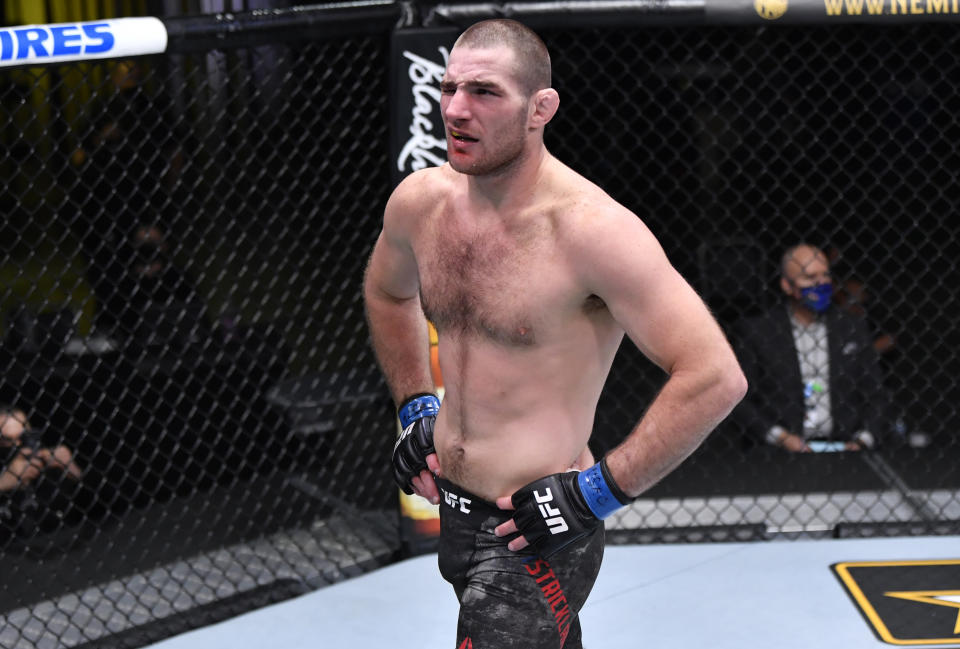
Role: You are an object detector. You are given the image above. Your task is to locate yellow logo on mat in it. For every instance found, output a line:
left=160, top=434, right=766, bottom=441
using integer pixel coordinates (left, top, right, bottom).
left=833, top=559, right=960, bottom=645
left=884, top=590, right=960, bottom=635
left=755, top=0, right=789, bottom=19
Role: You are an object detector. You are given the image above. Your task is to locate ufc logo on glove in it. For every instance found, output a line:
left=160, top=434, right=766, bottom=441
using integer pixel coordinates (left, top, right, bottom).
left=534, top=488, right=570, bottom=534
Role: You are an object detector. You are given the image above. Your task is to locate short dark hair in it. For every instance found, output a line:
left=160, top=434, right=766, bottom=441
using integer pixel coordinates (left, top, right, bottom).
left=453, top=19, right=552, bottom=96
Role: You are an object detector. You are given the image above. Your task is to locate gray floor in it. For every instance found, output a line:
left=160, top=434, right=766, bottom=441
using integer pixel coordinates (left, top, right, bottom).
left=145, top=534, right=960, bottom=649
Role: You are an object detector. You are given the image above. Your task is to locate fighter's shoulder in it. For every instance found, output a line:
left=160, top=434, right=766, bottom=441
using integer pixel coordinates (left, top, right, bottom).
left=548, top=164, right=647, bottom=239
left=388, top=164, right=455, bottom=211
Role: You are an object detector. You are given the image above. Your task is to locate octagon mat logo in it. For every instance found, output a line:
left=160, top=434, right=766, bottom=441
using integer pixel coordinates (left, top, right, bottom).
left=833, top=559, right=960, bottom=645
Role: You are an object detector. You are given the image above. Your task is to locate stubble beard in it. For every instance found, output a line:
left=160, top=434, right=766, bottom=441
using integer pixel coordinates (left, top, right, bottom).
left=449, top=112, right=529, bottom=177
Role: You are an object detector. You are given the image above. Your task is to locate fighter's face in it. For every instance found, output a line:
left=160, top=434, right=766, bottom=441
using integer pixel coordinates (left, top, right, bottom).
left=440, top=46, right=532, bottom=176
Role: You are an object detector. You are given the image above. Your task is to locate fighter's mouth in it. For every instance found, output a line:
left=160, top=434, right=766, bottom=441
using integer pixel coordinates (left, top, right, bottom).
left=450, top=130, right=478, bottom=143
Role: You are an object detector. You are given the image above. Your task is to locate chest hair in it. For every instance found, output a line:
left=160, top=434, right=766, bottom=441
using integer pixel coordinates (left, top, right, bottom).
left=420, top=220, right=547, bottom=346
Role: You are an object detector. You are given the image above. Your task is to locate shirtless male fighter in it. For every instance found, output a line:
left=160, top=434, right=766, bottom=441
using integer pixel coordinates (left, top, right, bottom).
left=363, top=18, right=746, bottom=649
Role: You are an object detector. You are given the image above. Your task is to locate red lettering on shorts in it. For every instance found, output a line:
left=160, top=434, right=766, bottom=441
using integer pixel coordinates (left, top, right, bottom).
left=549, top=594, right=567, bottom=613
left=525, top=557, right=573, bottom=648
left=535, top=568, right=557, bottom=584
left=458, top=638, right=473, bottom=649
left=525, top=557, right=549, bottom=576
left=541, top=579, right=562, bottom=599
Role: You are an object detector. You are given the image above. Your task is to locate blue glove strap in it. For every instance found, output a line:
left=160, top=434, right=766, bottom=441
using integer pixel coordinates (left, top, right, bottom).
left=577, top=462, right=627, bottom=520
left=398, top=394, right=440, bottom=429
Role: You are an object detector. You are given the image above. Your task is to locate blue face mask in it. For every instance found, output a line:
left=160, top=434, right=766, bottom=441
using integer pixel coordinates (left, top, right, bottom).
left=800, top=283, right=833, bottom=313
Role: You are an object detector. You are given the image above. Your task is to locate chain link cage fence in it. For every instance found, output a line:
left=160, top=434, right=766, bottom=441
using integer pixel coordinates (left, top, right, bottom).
left=1, top=2, right=958, bottom=647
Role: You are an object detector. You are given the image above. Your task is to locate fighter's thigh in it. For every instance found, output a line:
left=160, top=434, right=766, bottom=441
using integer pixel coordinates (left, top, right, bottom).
left=456, top=569, right=566, bottom=649
left=456, top=527, right=604, bottom=649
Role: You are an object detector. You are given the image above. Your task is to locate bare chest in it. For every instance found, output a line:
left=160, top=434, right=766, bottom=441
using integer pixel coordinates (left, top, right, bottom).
left=418, top=220, right=565, bottom=346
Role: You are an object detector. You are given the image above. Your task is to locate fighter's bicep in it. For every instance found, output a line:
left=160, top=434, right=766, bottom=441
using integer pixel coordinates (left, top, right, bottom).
left=576, top=214, right=719, bottom=372
left=618, top=267, right=720, bottom=373
left=365, top=228, right=420, bottom=301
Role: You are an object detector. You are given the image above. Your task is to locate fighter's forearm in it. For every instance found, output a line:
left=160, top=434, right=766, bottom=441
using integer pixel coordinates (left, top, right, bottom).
left=364, top=289, right=435, bottom=406
left=606, top=361, right=746, bottom=498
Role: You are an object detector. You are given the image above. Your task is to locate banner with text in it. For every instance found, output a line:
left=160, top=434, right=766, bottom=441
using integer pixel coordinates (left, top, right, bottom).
left=0, top=17, right=167, bottom=67
left=705, top=0, right=960, bottom=22
left=388, top=26, right=457, bottom=555
left=389, top=27, right=458, bottom=188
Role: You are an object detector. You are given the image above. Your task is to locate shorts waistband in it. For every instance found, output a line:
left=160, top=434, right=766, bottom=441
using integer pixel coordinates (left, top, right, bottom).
left=434, top=477, right=506, bottom=526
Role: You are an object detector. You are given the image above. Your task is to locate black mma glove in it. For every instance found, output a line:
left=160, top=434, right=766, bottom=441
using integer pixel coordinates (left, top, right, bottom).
left=511, top=457, right=632, bottom=558
left=392, top=393, right=441, bottom=495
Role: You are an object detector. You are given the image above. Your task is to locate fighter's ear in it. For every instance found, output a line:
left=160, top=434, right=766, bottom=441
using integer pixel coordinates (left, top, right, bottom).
left=529, top=88, right=559, bottom=128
